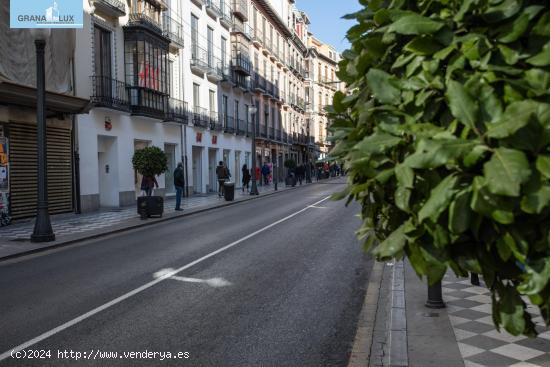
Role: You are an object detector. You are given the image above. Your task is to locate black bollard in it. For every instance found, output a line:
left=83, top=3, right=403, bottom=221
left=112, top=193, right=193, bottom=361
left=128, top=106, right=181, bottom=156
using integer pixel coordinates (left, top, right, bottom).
left=471, top=273, right=480, bottom=286
left=425, top=281, right=446, bottom=309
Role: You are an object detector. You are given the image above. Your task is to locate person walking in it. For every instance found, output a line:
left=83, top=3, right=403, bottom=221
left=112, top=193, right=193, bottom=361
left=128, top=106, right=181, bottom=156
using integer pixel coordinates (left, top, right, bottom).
left=242, top=164, right=251, bottom=192
left=174, top=162, right=185, bottom=211
left=216, top=161, right=230, bottom=197
left=261, top=163, right=270, bottom=185
left=140, top=175, right=158, bottom=196
left=296, top=164, right=304, bottom=185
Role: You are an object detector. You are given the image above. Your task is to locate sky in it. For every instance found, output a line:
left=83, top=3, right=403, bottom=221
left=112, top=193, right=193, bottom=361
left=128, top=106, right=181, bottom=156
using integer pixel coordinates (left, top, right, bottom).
left=296, top=0, right=362, bottom=52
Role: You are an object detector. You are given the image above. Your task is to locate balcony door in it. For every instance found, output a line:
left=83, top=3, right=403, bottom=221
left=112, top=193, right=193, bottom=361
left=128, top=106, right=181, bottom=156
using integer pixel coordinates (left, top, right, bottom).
left=94, top=25, right=112, bottom=98
left=191, top=14, right=199, bottom=57
left=207, top=27, right=214, bottom=68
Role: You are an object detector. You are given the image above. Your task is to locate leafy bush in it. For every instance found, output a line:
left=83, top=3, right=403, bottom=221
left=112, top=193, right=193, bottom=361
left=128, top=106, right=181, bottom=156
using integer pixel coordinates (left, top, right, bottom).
left=330, top=0, right=550, bottom=336
left=284, top=159, right=297, bottom=169
left=132, top=146, right=168, bottom=177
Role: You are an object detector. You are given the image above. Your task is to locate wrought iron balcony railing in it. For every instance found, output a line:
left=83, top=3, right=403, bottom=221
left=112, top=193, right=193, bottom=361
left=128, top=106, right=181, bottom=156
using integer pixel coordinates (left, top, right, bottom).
left=193, top=106, right=209, bottom=128
left=236, top=119, right=247, bottom=135
left=206, top=0, right=222, bottom=17
left=232, top=0, right=248, bottom=20
left=209, top=111, right=222, bottom=130
left=191, top=44, right=209, bottom=72
left=127, top=86, right=168, bottom=120
left=232, top=53, right=251, bottom=75
left=90, top=75, right=130, bottom=111
left=162, top=12, right=184, bottom=48
left=95, top=0, right=126, bottom=16
left=223, top=115, right=235, bottom=133
left=127, top=11, right=163, bottom=34
left=219, top=0, right=232, bottom=27
left=165, top=98, right=189, bottom=124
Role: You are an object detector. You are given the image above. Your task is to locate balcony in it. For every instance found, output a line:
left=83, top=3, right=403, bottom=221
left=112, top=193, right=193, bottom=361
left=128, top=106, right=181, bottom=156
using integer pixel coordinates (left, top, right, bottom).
left=191, top=44, right=209, bottom=74
left=127, top=86, right=168, bottom=120
left=90, top=76, right=130, bottom=112
left=232, top=0, right=248, bottom=21
left=259, top=124, right=267, bottom=138
left=94, top=0, right=126, bottom=17
left=221, top=66, right=235, bottom=87
left=232, top=53, right=251, bottom=75
left=234, top=75, right=250, bottom=92
left=162, top=12, right=184, bottom=49
left=127, top=10, right=163, bottom=35
left=165, top=98, right=189, bottom=124
left=252, top=28, right=263, bottom=47
left=192, top=106, right=209, bottom=128
left=231, top=21, right=252, bottom=40
left=283, top=131, right=288, bottom=144
left=206, top=0, right=222, bottom=18
left=191, top=0, right=205, bottom=7
left=206, top=56, right=223, bottom=82
left=274, top=128, right=281, bottom=142
left=219, top=1, right=232, bottom=28
left=236, top=119, right=247, bottom=135
left=246, top=121, right=253, bottom=137
left=222, top=115, right=235, bottom=133
left=209, top=111, right=222, bottom=131
left=252, top=73, right=265, bottom=93
left=263, top=80, right=273, bottom=98
left=268, top=126, right=275, bottom=140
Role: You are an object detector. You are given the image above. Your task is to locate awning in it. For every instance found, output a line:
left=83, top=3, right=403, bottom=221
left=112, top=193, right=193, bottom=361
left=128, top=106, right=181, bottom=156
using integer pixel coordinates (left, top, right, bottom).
left=0, top=78, right=91, bottom=115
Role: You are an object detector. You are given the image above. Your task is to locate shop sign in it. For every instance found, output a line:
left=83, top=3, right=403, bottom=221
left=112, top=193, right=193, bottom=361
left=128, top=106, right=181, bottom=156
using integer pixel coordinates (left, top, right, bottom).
left=196, top=132, right=202, bottom=143
left=10, top=0, right=83, bottom=29
left=212, top=135, right=217, bottom=145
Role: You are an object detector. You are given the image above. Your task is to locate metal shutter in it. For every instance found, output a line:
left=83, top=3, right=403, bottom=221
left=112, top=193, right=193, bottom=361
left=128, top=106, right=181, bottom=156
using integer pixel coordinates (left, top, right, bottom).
left=9, top=122, right=73, bottom=219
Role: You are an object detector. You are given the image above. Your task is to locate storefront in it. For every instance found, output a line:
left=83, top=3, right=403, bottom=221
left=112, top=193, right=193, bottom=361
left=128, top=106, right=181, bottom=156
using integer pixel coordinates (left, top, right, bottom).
left=0, top=124, right=9, bottom=226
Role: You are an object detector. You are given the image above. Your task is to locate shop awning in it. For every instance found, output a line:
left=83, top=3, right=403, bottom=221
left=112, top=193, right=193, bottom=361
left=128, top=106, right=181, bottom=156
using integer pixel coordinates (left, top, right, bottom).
left=0, top=78, right=91, bottom=115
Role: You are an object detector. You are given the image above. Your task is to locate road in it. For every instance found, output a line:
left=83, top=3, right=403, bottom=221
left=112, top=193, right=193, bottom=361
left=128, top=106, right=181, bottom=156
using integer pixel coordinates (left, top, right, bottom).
left=0, top=179, right=371, bottom=366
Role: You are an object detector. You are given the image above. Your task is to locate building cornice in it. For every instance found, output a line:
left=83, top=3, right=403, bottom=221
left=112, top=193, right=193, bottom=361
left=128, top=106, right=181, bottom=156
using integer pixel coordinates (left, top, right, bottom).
left=251, top=0, right=292, bottom=38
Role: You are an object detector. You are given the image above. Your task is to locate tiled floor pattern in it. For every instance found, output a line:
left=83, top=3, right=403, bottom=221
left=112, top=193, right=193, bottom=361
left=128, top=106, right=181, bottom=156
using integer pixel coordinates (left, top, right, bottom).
left=443, top=275, right=550, bottom=367
left=0, top=186, right=278, bottom=240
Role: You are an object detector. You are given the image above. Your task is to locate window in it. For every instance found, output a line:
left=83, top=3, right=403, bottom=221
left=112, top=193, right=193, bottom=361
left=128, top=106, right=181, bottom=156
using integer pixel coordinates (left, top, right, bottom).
left=207, top=27, right=214, bottom=67
left=209, top=90, right=216, bottom=113
left=191, top=14, right=199, bottom=50
left=124, top=38, right=168, bottom=93
left=234, top=100, right=239, bottom=120
left=193, top=83, right=200, bottom=108
left=221, top=37, right=227, bottom=67
left=94, top=25, right=111, bottom=78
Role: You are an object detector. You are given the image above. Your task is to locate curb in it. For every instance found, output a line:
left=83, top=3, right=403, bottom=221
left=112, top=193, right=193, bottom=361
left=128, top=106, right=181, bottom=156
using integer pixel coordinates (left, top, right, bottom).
left=0, top=179, right=341, bottom=263
left=348, top=260, right=385, bottom=367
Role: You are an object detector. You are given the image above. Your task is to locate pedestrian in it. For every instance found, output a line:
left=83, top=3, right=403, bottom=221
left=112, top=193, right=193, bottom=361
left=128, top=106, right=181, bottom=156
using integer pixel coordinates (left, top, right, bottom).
left=174, top=162, right=185, bottom=211
left=261, top=163, right=270, bottom=185
left=296, top=164, right=304, bottom=185
left=216, top=161, right=230, bottom=197
left=140, top=174, right=158, bottom=196
left=242, top=164, right=251, bottom=192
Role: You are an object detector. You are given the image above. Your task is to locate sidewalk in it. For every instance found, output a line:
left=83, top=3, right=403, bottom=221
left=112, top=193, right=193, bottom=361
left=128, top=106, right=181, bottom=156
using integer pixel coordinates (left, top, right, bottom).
left=0, top=181, right=306, bottom=261
left=352, top=260, right=550, bottom=367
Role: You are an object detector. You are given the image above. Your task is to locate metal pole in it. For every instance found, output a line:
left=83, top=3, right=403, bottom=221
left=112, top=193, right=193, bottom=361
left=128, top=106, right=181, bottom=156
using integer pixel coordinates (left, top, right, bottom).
left=250, top=104, right=259, bottom=196
left=31, top=39, right=55, bottom=242
left=471, top=273, right=480, bottom=286
left=425, top=281, right=445, bottom=309
left=274, top=152, right=278, bottom=191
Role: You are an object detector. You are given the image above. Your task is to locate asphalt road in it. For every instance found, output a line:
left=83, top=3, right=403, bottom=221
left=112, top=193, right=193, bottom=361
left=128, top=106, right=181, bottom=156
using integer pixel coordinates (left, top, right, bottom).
left=0, top=179, right=372, bottom=366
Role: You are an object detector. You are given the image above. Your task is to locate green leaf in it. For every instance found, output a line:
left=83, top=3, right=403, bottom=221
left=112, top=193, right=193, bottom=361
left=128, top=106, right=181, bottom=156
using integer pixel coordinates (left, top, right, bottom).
left=525, top=69, right=550, bottom=94
left=373, top=223, right=407, bottom=259
left=519, top=258, right=550, bottom=295
left=521, top=183, right=550, bottom=214
left=395, top=186, right=412, bottom=212
left=527, top=43, right=550, bottom=67
left=498, top=12, right=529, bottom=43
left=532, top=11, right=550, bottom=37
left=487, top=101, right=538, bottom=139
left=471, top=176, right=515, bottom=224
left=464, top=145, right=490, bottom=168
left=388, top=14, right=444, bottom=35
left=483, top=0, right=522, bottom=23
left=498, top=45, right=520, bottom=65
left=404, top=138, right=477, bottom=169
left=395, top=164, right=414, bottom=189
left=498, top=285, right=526, bottom=336
left=418, top=174, right=458, bottom=223
left=484, top=148, right=531, bottom=197
left=404, top=36, right=442, bottom=56
left=366, top=69, right=401, bottom=104
left=447, top=80, right=478, bottom=129
left=354, top=132, right=402, bottom=154
left=448, top=189, right=472, bottom=234
left=536, top=156, right=550, bottom=179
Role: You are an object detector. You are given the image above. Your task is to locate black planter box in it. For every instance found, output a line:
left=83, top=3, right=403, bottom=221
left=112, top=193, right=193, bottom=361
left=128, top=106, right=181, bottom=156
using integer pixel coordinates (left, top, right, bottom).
left=137, top=196, right=164, bottom=218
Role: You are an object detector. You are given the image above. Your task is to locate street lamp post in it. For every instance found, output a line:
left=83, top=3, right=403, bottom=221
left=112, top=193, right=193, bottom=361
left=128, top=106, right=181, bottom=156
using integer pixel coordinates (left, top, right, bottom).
left=249, top=103, right=259, bottom=195
left=30, top=29, right=55, bottom=243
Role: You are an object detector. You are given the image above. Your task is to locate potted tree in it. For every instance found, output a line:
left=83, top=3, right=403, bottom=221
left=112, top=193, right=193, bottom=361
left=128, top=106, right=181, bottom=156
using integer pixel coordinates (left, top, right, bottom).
left=132, top=146, right=168, bottom=219
left=284, top=159, right=297, bottom=187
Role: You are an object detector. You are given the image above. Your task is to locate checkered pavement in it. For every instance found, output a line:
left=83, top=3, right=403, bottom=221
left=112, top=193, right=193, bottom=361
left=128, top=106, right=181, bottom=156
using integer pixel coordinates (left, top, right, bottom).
left=443, top=275, right=550, bottom=367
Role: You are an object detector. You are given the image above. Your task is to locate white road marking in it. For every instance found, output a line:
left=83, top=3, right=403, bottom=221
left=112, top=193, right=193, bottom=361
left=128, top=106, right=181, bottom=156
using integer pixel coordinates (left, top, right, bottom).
left=153, top=270, right=232, bottom=288
left=0, top=195, right=331, bottom=361
left=309, top=205, right=328, bottom=209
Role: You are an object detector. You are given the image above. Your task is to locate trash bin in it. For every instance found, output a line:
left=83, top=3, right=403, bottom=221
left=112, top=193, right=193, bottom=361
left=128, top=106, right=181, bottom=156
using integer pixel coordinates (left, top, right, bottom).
left=224, top=182, right=235, bottom=201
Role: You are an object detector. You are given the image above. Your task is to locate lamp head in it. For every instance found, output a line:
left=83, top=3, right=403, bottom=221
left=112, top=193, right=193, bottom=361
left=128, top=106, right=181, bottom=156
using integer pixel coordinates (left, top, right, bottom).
left=249, top=106, right=257, bottom=115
